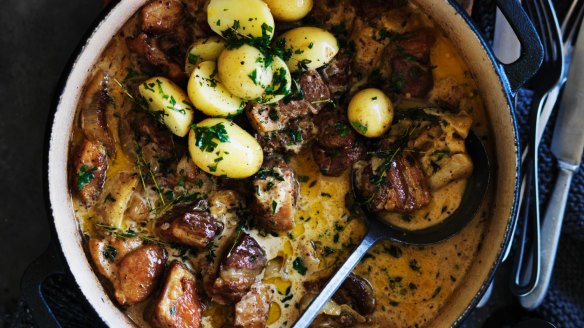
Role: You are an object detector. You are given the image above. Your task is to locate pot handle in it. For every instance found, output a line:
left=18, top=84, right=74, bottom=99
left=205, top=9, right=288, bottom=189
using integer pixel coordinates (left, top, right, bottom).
left=21, top=238, right=67, bottom=328
left=494, top=0, right=543, bottom=94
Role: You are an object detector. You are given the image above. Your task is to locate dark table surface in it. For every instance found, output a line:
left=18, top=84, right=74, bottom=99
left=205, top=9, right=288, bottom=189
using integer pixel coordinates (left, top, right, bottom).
left=0, top=0, right=582, bottom=327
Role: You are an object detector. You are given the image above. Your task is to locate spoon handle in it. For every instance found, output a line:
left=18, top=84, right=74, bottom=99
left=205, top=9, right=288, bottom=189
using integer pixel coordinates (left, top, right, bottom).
left=292, top=230, right=380, bottom=328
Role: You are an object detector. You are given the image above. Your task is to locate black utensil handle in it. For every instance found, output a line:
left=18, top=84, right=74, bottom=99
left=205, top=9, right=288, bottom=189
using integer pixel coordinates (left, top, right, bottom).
left=495, top=0, right=544, bottom=94
left=21, top=237, right=66, bottom=328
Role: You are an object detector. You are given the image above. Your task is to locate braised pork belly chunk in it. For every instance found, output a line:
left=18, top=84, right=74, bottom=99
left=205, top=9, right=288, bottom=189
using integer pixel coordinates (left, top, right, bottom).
left=234, top=283, right=274, bottom=328
left=89, top=238, right=167, bottom=306
left=355, top=153, right=430, bottom=213
left=150, top=261, right=202, bottom=328
left=73, top=139, right=108, bottom=206
left=303, top=273, right=376, bottom=326
left=250, top=157, right=299, bottom=232
left=155, top=203, right=223, bottom=248
left=312, top=111, right=363, bottom=177
left=208, top=233, right=267, bottom=304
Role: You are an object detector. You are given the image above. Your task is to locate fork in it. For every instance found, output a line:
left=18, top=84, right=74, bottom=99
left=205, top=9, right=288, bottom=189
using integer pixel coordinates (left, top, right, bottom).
left=509, top=0, right=564, bottom=297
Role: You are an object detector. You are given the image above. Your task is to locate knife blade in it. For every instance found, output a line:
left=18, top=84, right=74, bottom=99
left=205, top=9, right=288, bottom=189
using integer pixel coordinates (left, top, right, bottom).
left=519, top=19, right=584, bottom=310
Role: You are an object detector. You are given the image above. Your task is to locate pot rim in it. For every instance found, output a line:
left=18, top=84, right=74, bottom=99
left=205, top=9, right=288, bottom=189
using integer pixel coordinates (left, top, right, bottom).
left=45, top=1, right=522, bottom=327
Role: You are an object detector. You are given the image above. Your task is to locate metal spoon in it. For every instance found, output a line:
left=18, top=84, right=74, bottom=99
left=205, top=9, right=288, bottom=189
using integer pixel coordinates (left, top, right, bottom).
left=292, top=131, right=490, bottom=327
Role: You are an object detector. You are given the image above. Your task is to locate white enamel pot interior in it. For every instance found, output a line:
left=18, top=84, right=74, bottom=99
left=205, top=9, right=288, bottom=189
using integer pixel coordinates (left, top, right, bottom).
left=47, top=0, right=530, bottom=326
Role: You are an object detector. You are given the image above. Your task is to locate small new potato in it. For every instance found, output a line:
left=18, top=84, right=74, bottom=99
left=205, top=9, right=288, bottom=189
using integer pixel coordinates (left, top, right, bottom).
left=263, top=0, right=313, bottom=22
left=279, top=27, right=339, bottom=72
left=260, top=56, right=292, bottom=104
left=208, top=0, right=275, bottom=40
left=218, top=44, right=273, bottom=100
left=139, top=77, right=195, bottom=137
left=185, top=37, right=226, bottom=76
left=348, top=88, right=393, bottom=138
left=188, top=118, right=263, bottom=178
left=188, top=61, right=245, bottom=117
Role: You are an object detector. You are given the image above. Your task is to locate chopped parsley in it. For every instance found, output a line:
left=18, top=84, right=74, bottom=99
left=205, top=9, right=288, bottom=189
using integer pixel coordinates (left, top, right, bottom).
left=409, top=259, right=421, bottom=272
left=77, top=165, right=97, bottom=191
left=271, top=200, right=278, bottom=214
left=334, top=121, right=350, bottom=137
left=288, top=129, right=303, bottom=145
left=103, top=245, right=117, bottom=262
left=248, top=69, right=259, bottom=85
left=351, top=121, right=368, bottom=135
left=297, top=175, right=309, bottom=183
left=188, top=53, right=199, bottom=65
left=193, top=122, right=230, bottom=152
left=292, top=257, right=307, bottom=275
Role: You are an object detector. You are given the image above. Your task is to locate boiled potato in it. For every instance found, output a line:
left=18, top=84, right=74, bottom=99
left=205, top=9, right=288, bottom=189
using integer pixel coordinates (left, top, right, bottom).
left=218, top=44, right=273, bottom=100
left=260, top=56, right=292, bottom=104
left=188, top=118, right=263, bottom=178
left=188, top=61, right=245, bottom=117
left=139, top=77, right=195, bottom=137
left=279, top=27, right=339, bottom=72
left=263, top=0, right=313, bottom=22
left=208, top=0, right=275, bottom=40
left=185, top=36, right=226, bottom=76
left=348, top=88, right=393, bottom=138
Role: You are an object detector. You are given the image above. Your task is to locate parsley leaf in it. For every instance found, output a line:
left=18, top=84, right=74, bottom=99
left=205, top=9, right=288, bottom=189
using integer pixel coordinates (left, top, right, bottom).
left=77, top=165, right=97, bottom=191
left=292, top=257, right=307, bottom=275
left=193, top=123, right=230, bottom=152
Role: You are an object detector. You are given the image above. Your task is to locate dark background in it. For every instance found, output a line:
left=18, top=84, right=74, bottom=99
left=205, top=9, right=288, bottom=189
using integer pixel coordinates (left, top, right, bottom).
left=0, top=0, right=581, bottom=327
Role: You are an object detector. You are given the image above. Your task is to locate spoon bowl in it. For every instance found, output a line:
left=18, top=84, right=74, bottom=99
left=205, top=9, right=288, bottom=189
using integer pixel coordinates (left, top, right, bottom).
left=292, top=130, right=490, bottom=327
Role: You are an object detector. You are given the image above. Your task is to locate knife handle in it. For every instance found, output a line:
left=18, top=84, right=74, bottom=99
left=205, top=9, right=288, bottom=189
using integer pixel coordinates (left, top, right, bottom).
left=519, top=163, right=576, bottom=309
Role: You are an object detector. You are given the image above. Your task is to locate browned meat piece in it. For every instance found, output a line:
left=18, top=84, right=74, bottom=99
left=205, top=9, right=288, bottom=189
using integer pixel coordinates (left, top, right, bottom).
left=141, top=0, right=185, bottom=34
left=331, top=274, right=376, bottom=315
left=133, top=113, right=177, bottom=172
left=127, top=33, right=186, bottom=83
left=356, top=154, right=431, bottom=213
left=209, top=233, right=266, bottom=304
left=250, top=158, right=299, bottom=232
left=310, top=0, right=356, bottom=33
left=150, top=261, right=202, bottom=328
left=352, top=0, right=407, bottom=20
left=315, top=112, right=356, bottom=149
left=257, top=117, right=318, bottom=154
left=156, top=204, right=223, bottom=248
left=395, top=29, right=436, bottom=63
left=73, top=139, right=108, bottom=206
left=429, top=76, right=464, bottom=112
left=389, top=56, right=434, bottom=97
left=319, top=49, right=352, bottom=96
left=312, top=144, right=363, bottom=177
left=80, top=73, right=115, bottom=156
left=88, top=237, right=143, bottom=281
left=245, top=103, right=286, bottom=133
left=234, top=284, right=274, bottom=328
left=311, top=112, right=363, bottom=177
left=303, top=273, right=376, bottom=325
left=298, top=69, right=331, bottom=107
left=115, top=244, right=167, bottom=305
left=350, top=19, right=389, bottom=77
left=383, top=29, right=436, bottom=97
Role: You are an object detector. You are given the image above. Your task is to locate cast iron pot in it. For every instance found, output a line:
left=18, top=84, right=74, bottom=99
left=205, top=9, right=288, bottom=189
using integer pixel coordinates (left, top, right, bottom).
left=26, top=0, right=543, bottom=326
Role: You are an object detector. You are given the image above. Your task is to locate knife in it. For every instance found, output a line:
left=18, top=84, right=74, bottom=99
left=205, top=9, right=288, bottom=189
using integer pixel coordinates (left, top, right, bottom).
left=519, top=20, right=584, bottom=310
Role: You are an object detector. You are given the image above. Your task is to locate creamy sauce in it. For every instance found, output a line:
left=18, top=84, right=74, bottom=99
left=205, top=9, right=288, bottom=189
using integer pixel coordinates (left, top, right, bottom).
left=69, top=1, right=490, bottom=327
